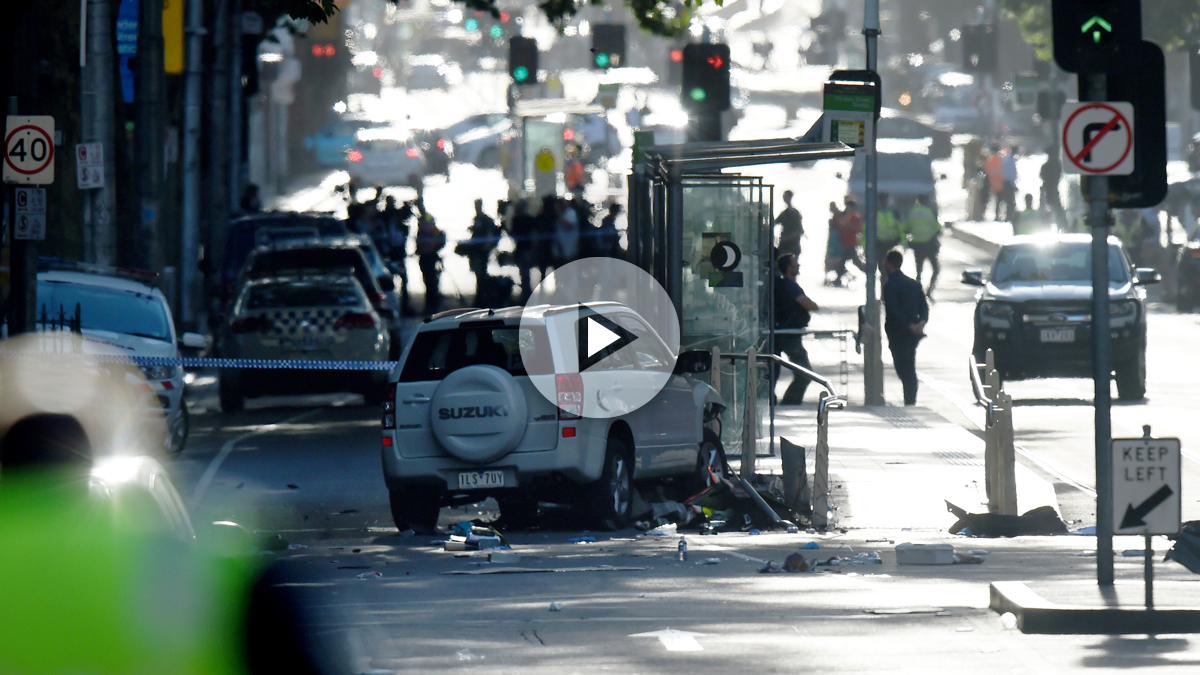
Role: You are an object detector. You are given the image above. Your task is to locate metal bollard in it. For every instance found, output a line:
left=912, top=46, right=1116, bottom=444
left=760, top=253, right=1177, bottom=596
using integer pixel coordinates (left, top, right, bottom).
left=813, top=391, right=831, bottom=529
left=742, top=347, right=757, bottom=481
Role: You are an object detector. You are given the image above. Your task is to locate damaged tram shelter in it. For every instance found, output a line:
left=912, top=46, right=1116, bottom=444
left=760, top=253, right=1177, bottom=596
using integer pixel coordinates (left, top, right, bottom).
left=626, top=137, right=856, bottom=531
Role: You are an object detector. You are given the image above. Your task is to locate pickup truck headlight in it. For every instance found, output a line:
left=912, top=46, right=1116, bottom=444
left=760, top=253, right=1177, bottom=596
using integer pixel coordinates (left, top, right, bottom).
left=141, top=364, right=179, bottom=381
left=979, top=301, right=1013, bottom=320
left=1110, top=300, right=1138, bottom=319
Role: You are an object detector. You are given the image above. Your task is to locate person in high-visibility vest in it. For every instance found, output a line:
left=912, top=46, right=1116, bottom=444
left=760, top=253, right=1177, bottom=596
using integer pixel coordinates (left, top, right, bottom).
left=875, top=193, right=903, bottom=282
left=905, top=195, right=942, bottom=300
left=1014, top=193, right=1041, bottom=236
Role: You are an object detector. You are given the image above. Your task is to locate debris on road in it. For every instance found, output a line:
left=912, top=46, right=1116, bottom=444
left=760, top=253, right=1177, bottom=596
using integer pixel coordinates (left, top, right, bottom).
left=442, top=566, right=647, bottom=575
left=1000, top=612, right=1018, bottom=630
left=896, top=543, right=955, bottom=565
left=549, top=601, right=563, bottom=611
left=1167, top=521, right=1200, bottom=573
left=570, top=536, right=597, bottom=544
left=488, top=551, right=520, bottom=564
left=455, top=648, right=480, bottom=661
left=699, top=557, right=721, bottom=565
left=800, top=542, right=820, bottom=550
left=946, top=501, right=1067, bottom=537
left=356, top=571, right=383, bottom=579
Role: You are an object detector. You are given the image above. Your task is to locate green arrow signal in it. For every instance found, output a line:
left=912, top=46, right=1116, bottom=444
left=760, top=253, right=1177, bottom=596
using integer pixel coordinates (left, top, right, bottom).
left=1081, top=16, right=1112, bottom=44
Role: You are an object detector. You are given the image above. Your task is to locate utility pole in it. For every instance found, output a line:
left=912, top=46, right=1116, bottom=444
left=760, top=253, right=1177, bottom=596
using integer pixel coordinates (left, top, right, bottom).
left=180, top=0, right=204, bottom=328
left=229, top=0, right=245, bottom=215
left=136, top=0, right=164, bottom=271
left=207, top=0, right=232, bottom=277
left=82, top=0, right=117, bottom=266
left=862, top=0, right=884, bottom=405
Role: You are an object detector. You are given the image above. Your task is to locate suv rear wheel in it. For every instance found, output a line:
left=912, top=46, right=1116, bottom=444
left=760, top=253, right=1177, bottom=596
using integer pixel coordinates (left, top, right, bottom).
left=389, top=485, right=442, bottom=534
left=582, top=436, right=632, bottom=531
left=1115, top=349, right=1147, bottom=401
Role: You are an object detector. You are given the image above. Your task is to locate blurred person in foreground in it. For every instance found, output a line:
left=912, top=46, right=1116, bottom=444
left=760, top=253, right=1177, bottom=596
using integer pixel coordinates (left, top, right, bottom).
left=772, top=254, right=819, bottom=405
left=0, top=334, right=354, bottom=675
left=881, top=250, right=929, bottom=406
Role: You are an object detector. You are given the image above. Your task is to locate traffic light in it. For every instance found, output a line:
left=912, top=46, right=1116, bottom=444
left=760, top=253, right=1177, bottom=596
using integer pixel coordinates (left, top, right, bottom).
left=960, top=24, right=997, bottom=74
left=591, top=24, right=626, bottom=69
left=509, top=36, right=538, bottom=84
left=1052, top=0, right=1142, bottom=73
left=680, top=43, right=731, bottom=112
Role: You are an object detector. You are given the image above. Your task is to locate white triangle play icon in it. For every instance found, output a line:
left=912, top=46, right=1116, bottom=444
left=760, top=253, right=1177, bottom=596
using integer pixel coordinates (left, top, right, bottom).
left=587, top=317, right=621, bottom=358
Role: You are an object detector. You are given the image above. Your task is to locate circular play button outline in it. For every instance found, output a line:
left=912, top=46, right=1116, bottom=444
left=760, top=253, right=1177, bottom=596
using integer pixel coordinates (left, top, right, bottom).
left=519, top=257, right=680, bottom=420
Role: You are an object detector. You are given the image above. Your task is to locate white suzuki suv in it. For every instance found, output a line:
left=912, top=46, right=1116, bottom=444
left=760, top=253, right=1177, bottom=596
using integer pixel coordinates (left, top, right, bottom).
left=381, top=304, right=727, bottom=532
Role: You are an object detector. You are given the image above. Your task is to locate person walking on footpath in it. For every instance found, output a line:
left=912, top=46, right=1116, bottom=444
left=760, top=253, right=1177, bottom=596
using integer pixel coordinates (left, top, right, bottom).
left=1001, top=145, right=1019, bottom=224
left=905, top=195, right=942, bottom=301
left=836, top=196, right=866, bottom=274
left=1040, top=150, right=1064, bottom=231
left=459, top=199, right=501, bottom=305
left=772, top=253, right=819, bottom=405
left=881, top=249, right=928, bottom=406
left=510, top=199, right=539, bottom=299
left=984, top=143, right=1005, bottom=221
left=874, top=193, right=903, bottom=281
left=382, top=196, right=414, bottom=315
left=774, top=190, right=804, bottom=259
left=414, top=200, right=446, bottom=316
left=598, top=202, right=622, bottom=258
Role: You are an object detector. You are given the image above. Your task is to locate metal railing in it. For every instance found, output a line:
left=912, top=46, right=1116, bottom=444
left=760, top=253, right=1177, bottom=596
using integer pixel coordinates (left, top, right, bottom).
left=968, top=348, right=1017, bottom=516
left=711, top=346, right=846, bottom=529
left=773, top=328, right=856, bottom=388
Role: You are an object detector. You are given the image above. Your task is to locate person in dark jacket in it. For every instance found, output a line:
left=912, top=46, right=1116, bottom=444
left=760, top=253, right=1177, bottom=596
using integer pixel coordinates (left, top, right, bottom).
left=772, top=253, right=820, bottom=405
left=881, top=249, right=928, bottom=405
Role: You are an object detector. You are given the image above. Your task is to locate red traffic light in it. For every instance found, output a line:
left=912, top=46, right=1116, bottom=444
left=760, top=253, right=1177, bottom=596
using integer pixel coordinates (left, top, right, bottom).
left=707, top=55, right=724, bottom=69
left=311, top=44, right=322, bottom=57
left=563, top=128, right=575, bottom=141
left=670, top=49, right=683, bottom=62
left=500, top=11, right=511, bottom=23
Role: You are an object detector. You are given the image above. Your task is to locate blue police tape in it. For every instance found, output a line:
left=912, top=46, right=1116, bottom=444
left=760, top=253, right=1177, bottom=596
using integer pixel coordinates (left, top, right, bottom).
left=0, top=350, right=397, bottom=371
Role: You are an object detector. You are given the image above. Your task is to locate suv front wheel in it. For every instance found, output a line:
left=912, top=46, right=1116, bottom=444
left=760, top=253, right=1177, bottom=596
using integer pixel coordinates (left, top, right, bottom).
left=1115, top=349, right=1147, bottom=401
left=582, top=436, right=633, bottom=531
left=389, top=484, right=442, bottom=534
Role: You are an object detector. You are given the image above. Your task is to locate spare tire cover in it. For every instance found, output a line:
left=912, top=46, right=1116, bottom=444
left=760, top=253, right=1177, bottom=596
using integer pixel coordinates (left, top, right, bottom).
left=429, top=365, right=528, bottom=464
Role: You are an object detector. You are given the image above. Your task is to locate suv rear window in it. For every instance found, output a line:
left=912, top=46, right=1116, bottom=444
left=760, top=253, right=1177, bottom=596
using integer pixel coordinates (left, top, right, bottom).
left=243, top=280, right=364, bottom=310
left=399, top=326, right=550, bottom=382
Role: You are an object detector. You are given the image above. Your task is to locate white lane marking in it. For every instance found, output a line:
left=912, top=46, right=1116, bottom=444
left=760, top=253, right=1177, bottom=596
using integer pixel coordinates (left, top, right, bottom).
left=919, top=372, right=1097, bottom=498
left=188, top=406, right=331, bottom=510
left=630, top=628, right=706, bottom=652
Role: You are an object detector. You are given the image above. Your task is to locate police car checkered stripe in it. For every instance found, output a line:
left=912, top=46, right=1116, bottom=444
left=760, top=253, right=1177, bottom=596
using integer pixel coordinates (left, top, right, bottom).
left=259, top=309, right=340, bottom=336
left=0, top=350, right=395, bottom=370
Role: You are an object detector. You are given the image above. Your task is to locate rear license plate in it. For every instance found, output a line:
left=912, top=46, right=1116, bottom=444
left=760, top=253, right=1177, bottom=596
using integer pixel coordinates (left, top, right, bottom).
left=1040, top=328, right=1075, bottom=343
left=458, top=470, right=504, bottom=489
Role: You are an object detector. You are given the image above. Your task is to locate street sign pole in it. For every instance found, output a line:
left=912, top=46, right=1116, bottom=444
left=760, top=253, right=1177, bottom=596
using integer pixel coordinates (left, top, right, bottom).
left=863, top=0, right=884, bottom=406
left=1085, top=72, right=1115, bottom=587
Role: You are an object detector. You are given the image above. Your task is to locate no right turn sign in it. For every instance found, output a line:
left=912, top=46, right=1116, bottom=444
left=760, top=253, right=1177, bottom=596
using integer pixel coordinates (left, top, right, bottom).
left=1061, top=101, right=1135, bottom=176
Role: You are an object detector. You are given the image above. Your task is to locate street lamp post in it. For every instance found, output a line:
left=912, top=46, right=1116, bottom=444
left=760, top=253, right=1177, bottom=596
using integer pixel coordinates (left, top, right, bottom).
left=863, top=0, right=884, bottom=406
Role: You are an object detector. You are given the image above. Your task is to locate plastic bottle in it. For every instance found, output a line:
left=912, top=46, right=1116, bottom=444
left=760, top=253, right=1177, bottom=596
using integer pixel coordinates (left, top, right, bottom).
left=678, top=537, right=688, bottom=561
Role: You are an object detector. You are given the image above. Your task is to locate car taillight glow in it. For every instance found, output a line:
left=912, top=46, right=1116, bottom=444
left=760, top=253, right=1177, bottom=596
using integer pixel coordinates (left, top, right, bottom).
left=406, top=147, right=419, bottom=159
left=563, top=128, right=575, bottom=141
left=382, top=436, right=393, bottom=446
left=348, top=149, right=363, bottom=162
left=556, top=373, right=583, bottom=420
left=372, top=67, right=383, bottom=79
left=334, top=311, right=378, bottom=330
left=562, top=427, right=576, bottom=438
left=436, top=138, right=445, bottom=150
left=230, top=316, right=273, bottom=333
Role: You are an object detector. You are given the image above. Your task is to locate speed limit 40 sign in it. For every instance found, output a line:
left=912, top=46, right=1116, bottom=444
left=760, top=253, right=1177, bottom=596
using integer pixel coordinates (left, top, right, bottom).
left=4, top=115, right=55, bottom=185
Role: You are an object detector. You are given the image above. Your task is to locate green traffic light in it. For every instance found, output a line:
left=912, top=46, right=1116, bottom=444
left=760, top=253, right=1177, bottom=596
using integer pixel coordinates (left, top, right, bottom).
left=465, top=18, right=479, bottom=31
left=513, top=66, right=530, bottom=82
left=689, top=87, right=707, bottom=102
left=490, top=25, right=503, bottom=38
left=595, top=52, right=610, bottom=67
left=1081, top=16, right=1112, bottom=44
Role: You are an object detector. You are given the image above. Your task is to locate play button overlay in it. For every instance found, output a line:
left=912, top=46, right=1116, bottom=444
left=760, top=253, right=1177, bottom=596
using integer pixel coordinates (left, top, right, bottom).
left=520, top=257, right=680, bottom=419
left=578, top=308, right=638, bottom=371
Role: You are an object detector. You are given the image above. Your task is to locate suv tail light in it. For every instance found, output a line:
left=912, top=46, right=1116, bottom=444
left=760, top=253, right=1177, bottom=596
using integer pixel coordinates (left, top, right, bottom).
left=230, top=316, right=273, bottom=333
left=334, top=311, right=378, bottom=330
left=556, top=373, right=583, bottom=420
left=406, top=147, right=419, bottom=159
left=381, top=385, right=396, bottom=429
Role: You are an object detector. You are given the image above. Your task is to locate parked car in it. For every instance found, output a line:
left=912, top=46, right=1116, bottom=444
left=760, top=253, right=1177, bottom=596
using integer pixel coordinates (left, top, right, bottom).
left=412, top=128, right=452, bottom=175
left=215, top=212, right=348, bottom=314
left=403, top=54, right=462, bottom=90
left=444, top=115, right=511, bottom=168
left=877, top=108, right=953, bottom=159
left=304, top=118, right=381, bottom=167
left=232, top=238, right=401, bottom=358
left=380, top=304, right=727, bottom=533
left=35, top=262, right=206, bottom=453
left=846, top=150, right=942, bottom=220
left=217, top=274, right=390, bottom=412
left=346, top=127, right=425, bottom=189
left=962, top=233, right=1160, bottom=400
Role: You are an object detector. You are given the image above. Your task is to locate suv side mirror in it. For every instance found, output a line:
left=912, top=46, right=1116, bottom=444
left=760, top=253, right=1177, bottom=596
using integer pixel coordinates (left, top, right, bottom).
left=674, top=349, right=711, bottom=375
left=180, top=332, right=206, bottom=349
left=1134, top=268, right=1161, bottom=285
left=961, top=270, right=985, bottom=287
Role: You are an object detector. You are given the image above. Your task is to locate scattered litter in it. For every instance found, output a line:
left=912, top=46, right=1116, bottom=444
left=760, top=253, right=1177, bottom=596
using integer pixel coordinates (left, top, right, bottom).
left=783, top=553, right=813, bottom=572
left=570, top=536, right=597, bottom=544
left=864, top=607, right=945, bottom=615
left=488, top=551, right=521, bottom=564
left=336, top=509, right=359, bottom=515
left=287, top=544, right=308, bottom=550
left=700, top=557, right=721, bottom=565
left=759, top=561, right=783, bottom=573
left=799, top=542, right=820, bottom=550
left=947, top=502, right=1068, bottom=537
left=953, top=553, right=984, bottom=564
left=286, top=484, right=299, bottom=490
left=1076, top=550, right=1097, bottom=557
left=896, top=543, right=956, bottom=565
left=747, top=529, right=762, bottom=535
left=956, top=626, right=974, bottom=632
left=638, top=593, right=646, bottom=598
left=848, top=552, right=882, bottom=564
left=1122, top=549, right=1153, bottom=557
left=806, top=528, right=816, bottom=534
left=455, top=649, right=479, bottom=661
left=958, top=528, right=974, bottom=536
left=866, top=538, right=892, bottom=543
left=338, top=565, right=371, bottom=570
left=646, top=523, right=678, bottom=536
left=235, top=482, right=244, bottom=490
left=352, top=548, right=361, bottom=553
left=1071, top=526, right=1098, bottom=535
left=548, top=601, right=563, bottom=611
left=442, top=566, right=646, bottom=575
left=356, top=571, right=383, bottom=580
left=1000, top=612, right=1018, bottom=630
left=967, top=549, right=989, bottom=556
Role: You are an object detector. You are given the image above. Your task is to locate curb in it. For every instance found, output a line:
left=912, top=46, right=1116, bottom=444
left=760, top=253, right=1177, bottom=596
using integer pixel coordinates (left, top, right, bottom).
left=990, top=581, right=1200, bottom=634
left=946, top=224, right=1002, bottom=257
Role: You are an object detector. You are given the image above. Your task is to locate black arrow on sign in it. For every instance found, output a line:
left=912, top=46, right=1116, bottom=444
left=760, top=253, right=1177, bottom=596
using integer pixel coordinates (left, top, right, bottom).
left=1120, top=485, right=1174, bottom=529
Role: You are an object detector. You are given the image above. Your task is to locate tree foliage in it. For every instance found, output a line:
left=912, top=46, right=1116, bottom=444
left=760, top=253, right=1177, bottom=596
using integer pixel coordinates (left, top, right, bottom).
left=1001, top=0, right=1200, bottom=60
left=266, top=0, right=723, bottom=37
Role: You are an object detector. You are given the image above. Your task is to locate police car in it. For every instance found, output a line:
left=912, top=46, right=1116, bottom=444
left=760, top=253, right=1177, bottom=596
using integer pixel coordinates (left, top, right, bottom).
left=380, top=304, right=727, bottom=533
left=35, top=263, right=204, bottom=453
left=217, top=273, right=391, bottom=411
